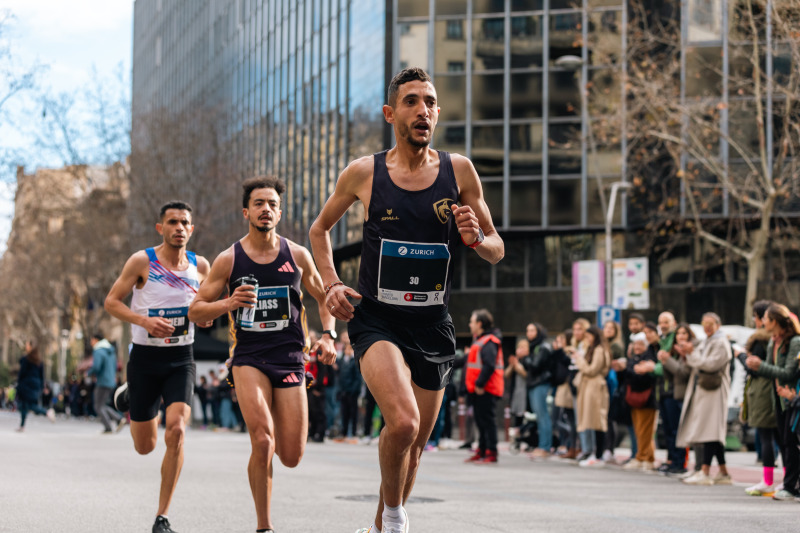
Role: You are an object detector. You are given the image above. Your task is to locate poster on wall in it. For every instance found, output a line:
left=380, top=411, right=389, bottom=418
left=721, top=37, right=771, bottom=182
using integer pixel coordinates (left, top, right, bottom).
left=612, top=257, right=650, bottom=310
left=572, top=260, right=605, bottom=312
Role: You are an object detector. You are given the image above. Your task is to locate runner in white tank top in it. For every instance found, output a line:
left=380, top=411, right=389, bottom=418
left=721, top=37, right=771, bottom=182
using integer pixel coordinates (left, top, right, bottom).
left=104, top=201, right=211, bottom=533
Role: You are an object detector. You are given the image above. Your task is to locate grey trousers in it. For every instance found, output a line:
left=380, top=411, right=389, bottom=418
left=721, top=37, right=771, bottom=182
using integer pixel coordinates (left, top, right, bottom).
left=95, top=386, right=122, bottom=431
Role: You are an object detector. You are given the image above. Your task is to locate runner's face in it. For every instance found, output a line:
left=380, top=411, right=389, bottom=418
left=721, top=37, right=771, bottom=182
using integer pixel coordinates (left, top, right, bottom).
left=245, top=187, right=282, bottom=233
left=388, top=80, right=439, bottom=148
left=157, top=209, right=193, bottom=249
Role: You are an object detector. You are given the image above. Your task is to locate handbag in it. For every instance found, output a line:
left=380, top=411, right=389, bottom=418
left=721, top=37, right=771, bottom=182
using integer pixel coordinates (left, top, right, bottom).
left=625, top=384, right=652, bottom=409
left=697, top=370, right=723, bottom=391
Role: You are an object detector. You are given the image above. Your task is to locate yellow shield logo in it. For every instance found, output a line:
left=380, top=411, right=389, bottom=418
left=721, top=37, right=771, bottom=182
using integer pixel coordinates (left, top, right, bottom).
left=433, top=198, right=454, bottom=224
left=387, top=209, right=393, bottom=215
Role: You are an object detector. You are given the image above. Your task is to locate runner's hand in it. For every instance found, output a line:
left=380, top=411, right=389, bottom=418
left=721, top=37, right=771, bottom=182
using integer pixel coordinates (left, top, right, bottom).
left=143, top=316, right=175, bottom=338
left=194, top=320, right=214, bottom=328
left=326, top=284, right=361, bottom=321
left=450, top=204, right=481, bottom=245
left=228, top=284, right=257, bottom=313
left=312, top=337, right=337, bottom=365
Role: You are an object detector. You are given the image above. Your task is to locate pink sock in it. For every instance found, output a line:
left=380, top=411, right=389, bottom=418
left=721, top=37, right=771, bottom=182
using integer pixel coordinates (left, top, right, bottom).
left=764, top=467, right=774, bottom=486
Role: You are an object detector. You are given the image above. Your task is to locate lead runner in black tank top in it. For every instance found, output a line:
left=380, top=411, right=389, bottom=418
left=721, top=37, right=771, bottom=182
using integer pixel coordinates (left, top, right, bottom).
left=357, top=149, right=460, bottom=325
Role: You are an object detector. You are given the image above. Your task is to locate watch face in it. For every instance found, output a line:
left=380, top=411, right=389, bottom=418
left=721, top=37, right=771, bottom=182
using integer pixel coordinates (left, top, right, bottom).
left=324, top=330, right=337, bottom=339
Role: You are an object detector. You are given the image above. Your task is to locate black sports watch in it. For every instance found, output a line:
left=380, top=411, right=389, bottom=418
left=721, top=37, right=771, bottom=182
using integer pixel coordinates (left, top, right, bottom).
left=322, top=329, right=337, bottom=340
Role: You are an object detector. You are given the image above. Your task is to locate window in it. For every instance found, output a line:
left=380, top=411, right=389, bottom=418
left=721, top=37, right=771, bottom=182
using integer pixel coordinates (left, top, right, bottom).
left=446, top=20, right=464, bottom=40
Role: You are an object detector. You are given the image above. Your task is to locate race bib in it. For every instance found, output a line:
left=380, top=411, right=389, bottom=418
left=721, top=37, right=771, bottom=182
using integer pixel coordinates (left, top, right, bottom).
left=241, top=286, right=291, bottom=331
left=146, top=306, right=191, bottom=345
left=377, top=239, right=450, bottom=307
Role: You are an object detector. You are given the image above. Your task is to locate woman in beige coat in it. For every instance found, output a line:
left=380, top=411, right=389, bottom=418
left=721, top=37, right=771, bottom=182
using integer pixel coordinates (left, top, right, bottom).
left=677, top=312, right=733, bottom=486
left=574, top=326, right=611, bottom=466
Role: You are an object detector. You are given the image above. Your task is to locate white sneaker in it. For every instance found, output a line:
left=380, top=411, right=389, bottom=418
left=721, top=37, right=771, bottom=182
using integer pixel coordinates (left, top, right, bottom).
left=579, top=456, right=603, bottom=467
left=712, top=473, right=732, bottom=485
left=678, top=469, right=698, bottom=480
left=683, top=471, right=713, bottom=485
left=46, top=408, right=56, bottom=423
left=640, top=461, right=656, bottom=472
left=745, top=481, right=775, bottom=496
left=601, top=450, right=613, bottom=462
left=622, top=459, right=642, bottom=471
left=355, top=528, right=375, bottom=533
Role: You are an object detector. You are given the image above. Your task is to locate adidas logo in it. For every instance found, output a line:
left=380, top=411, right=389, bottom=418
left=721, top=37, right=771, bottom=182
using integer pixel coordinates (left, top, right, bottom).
left=278, top=261, right=295, bottom=273
left=282, top=373, right=301, bottom=384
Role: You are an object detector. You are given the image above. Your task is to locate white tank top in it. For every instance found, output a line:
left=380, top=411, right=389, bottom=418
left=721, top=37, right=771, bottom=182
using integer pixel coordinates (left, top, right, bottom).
left=130, top=247, right=199, bottom=347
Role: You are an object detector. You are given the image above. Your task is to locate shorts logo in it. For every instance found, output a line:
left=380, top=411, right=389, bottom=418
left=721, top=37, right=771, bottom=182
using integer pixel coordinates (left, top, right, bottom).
left=433, top=198, right=454, bottom=224
left=282, top=373, right=301, bottom=384
left=399, top=246, right=408, bottom=255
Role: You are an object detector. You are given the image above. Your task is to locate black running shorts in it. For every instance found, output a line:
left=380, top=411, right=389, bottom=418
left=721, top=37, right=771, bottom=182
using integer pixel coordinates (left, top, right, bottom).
left=127, top=344, right=195, bottom=422
left=348, top=300, right=456, bottom=391
left=229, top=351, right=307, bottom=389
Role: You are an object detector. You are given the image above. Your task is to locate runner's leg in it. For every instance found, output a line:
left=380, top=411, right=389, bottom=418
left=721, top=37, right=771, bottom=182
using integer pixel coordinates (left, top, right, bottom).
left=157, top=401, right=191, bottom=516
left=360, top=340, right=429, bottom=530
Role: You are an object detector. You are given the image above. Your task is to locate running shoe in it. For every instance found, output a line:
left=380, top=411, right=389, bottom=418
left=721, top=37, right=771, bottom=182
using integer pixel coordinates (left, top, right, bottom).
left=745, top=481, right=775, bottom=496
left=382, top=507, right=409, bottom=533
left=622, top=459, right=642, bottom=471
left=152, top=516, right=177, bottom=533
left=578, top=456, right=603, bottom=467
left=478, top=450, right=498, bottom=463
left=772, top=489, right=797, bottom=501
left=46, top=408, right=56, bottom=423
left=682, top=471, right=713, bottom=485
left=354, top=528, right=375, bottom=533
left=712, top=473, right=733, bottom=485
left=665, top=466, right=688, bottom=477
left=114, top=382, right=130, bottom=413
left=115, top=417, right=128, bottom=433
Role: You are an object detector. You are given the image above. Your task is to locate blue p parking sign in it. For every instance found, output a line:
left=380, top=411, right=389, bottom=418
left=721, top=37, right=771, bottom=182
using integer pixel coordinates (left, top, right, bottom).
left=597, top=305, right=620, bottom=327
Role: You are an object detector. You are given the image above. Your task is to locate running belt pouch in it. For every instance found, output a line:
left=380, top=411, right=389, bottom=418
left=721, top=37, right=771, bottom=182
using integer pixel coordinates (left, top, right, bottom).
left=625, top=384, right=652, bottom=408
left=697, top=370, right=723, bottom=391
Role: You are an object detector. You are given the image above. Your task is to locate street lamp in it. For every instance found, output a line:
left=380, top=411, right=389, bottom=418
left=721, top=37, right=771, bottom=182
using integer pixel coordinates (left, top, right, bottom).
left=605, top=181, right=632, bottom=307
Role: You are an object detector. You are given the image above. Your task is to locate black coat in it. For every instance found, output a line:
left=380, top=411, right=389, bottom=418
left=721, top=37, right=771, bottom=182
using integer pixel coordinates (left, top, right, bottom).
left=522, top=342, right=552, bottom=389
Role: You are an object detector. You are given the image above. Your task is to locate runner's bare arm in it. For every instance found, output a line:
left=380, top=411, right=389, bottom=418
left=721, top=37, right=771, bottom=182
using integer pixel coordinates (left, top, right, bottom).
left=193, top=255, right=214, bottom=327
left=188, top=247, right=255, bottom=323
left=451, top=154, right=504, bottom=265
left=105, top=251, right=175, bottom=337
left=292, top=243, right=337, bottom=365
left=309, top=156, right=371, bottom=321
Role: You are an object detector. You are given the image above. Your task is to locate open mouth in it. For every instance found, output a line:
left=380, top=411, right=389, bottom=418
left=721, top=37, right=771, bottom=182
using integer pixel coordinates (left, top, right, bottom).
left=413, top=122, right=430, bottom=134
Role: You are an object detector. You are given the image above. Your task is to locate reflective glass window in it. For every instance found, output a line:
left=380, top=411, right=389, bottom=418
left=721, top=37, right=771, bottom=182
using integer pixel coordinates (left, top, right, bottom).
left=434, top=123, right=466, bottom=154
left=589, top=11, right=622, bottom=66
left=482, top=180, right=504, bottom=227
left=529, top=237, right=557, bottom=287
left=587, top=178, right=623, bottom=226
left=549, top=69, right=580, bottom=117
left=686, top=46, right=722, bottom=97
left=398, top=0, right=428, bottom=18
left=399, top=22, right=429, bottom=71
left=512, top=0, right=544, bottom=11
left=472, top=126, right=504, bottom=176
left=473, top=18, right=505, bottom=71
left=511, top=72, right=543, bottom=119
left=548, top=123, right=582, bottom=175
left=472, top=74, right=505, bottom=120
left=497, top=240, right=526, bottom=288
left=465, top=243, right=492, bottom=287
left=435, top=20, right=467, bottom=73
left=474, top=0, right=506, bottom=14
left=437, top=75, right=467, bottom=122
left=510, top=16, right=542, bottom=69
left=548, top=178, right=581, bottom=225
left=587, top=68, right=621, bottom=116
left=549, top=12, right=581, bottom=61
left=510, top=123, right=543, bottom=175
left=509, top=180, right=543, bottom=225
left=436, top=0, right=467, bottom=15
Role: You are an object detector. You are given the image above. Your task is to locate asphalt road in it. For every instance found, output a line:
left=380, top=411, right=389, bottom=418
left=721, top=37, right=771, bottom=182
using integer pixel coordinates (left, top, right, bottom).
left=1, top=410, right=797, bottom=532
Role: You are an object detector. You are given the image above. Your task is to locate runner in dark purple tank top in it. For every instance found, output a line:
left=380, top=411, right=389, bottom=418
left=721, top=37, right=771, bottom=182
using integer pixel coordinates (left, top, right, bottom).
left=310, top=67, right=505, bottom=533
left=189, top=176, right=336, bottom=533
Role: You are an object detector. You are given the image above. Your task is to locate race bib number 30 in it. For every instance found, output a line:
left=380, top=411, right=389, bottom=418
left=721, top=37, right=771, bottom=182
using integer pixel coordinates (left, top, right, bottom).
left=377, top=240, right=450, bottom=306
left=242, top=286, right=291, bottom=332
left=147, top=306, right=191, bottom=345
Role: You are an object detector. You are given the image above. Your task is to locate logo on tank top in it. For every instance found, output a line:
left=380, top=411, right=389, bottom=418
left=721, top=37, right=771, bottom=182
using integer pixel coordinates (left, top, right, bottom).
left=381, top=208, right=400, bottom=222
left=433, top=198, right=454, bottom=224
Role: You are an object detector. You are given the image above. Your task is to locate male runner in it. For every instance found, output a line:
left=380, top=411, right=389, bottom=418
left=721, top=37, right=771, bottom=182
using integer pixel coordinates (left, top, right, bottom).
left=309, top=67, right=504, bottom=533
left=188, top=176, right=336, bottom=533
left=104, top=201, right=211, bottom=533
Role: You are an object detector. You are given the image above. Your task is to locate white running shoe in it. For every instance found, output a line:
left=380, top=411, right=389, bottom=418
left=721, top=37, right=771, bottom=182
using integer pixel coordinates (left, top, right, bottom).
left=712, top=473, right=733, bottom=485
left=745, top=481, right=775, bottom=496
left=382, top=507, right=409, bottom=533
left=622, top=459, right=642, bottom=471
left=579, top=456, right=603, bottom=467
left=355, top=528, right=375, bottom=533
left=683, top=471, right=713, bottom=485
left=46, top=408, right=56, bottom=423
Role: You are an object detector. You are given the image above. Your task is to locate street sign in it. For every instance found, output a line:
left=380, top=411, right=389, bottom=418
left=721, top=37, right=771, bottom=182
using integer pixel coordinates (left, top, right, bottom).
left=597, top=305, right=621, bottom=327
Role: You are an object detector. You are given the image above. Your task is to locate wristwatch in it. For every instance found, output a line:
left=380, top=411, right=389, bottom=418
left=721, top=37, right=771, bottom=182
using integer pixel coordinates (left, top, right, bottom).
left=467, top=227, right=485, bottom=249
left=322, top=329, right=337, bottom=340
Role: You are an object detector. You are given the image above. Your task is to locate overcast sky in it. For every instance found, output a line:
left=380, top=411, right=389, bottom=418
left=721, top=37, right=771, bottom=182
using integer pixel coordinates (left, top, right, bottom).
left=0, top=0, right=133, bottom=253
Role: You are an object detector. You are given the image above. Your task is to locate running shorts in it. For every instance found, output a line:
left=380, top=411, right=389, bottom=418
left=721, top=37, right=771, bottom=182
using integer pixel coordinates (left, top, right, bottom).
left=127, top=344, right=195, bottom=422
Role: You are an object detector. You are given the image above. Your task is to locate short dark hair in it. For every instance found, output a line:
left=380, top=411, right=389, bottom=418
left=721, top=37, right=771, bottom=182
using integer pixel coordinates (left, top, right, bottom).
left=753, top=300, right=772, bottom=320
left=643, top=322, right=659, bottom=334
left=387, top=67, right=433, bottom=108
left=159, top=201, right=193, bottom=220
left=472, top=309, right=494, bottom=331
left=628, top=312, right=645, bottom=323
left=91, top=332, right=104, bottom=341
left=242, top=175, right=287, bottom=208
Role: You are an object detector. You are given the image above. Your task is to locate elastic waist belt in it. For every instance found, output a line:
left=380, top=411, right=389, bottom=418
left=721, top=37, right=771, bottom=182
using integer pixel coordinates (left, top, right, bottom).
left=359, top=296, right=449, bottom=327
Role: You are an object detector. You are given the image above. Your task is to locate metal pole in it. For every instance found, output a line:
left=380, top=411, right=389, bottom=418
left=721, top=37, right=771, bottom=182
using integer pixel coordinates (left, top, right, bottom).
left=606, top=181, right=631, bottom=306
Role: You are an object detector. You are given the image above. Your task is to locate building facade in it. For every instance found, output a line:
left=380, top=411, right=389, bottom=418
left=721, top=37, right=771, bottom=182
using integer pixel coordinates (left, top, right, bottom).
left=131, top=0, right=800, bottom=339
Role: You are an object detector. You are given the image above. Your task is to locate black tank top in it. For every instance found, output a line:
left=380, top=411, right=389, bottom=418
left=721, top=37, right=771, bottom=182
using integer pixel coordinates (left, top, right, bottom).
left=358, top=150, right=460, bottom=323
left=228, top=237, right=307, bottom=359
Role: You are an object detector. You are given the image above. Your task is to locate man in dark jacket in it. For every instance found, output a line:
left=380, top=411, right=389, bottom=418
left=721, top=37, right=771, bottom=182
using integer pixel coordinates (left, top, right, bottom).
left=88, top=333, right=125, bottom=434
left=465, top=309, right=504, bottom=463
left=337, top=334, right=362, bottom=439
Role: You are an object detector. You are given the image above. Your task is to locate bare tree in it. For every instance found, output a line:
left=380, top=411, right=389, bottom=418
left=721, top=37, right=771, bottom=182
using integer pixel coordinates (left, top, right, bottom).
left=621, top=0, right=800, bottom=322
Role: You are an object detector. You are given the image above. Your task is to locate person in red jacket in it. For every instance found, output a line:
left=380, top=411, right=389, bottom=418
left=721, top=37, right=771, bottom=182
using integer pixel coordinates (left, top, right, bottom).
left=465, top=309, right=504, bottom=463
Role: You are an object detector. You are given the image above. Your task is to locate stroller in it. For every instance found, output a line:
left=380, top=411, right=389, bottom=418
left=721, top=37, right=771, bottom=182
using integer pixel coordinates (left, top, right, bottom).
left=509, top=411, right=539, bottom=454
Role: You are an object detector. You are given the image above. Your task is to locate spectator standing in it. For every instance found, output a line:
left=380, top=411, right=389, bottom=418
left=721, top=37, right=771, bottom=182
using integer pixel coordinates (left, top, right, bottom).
left=623, top=332, right=657, bottom=471
left=522, top=323, right=553, bottom=458
left=88, top=333, right=125, bottom=434
left=15, top=341, right=55, bottom=431
left=552, top=330, right=577, bottom=458
left=465, top=309, right=504, bottom=463
left=603, top=320, right=624, bottom=462
left=679, top=312, right=733, bottom=486
left=656, top=323, right=695, bottom=475
left=194, top=376, right=210, bottom=428
left=567, top=318, right=591, bottom=460
left=505, top=338, right=529, bottom=448
left=740, top=300, right=778, bottom=495
left=306, top=346, right=329, bottom=443
left=575, top=326, right=611, bottom=466
left=338, top=337, right=361, bottom=439
left=746, top=303, right=800, bottom=500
